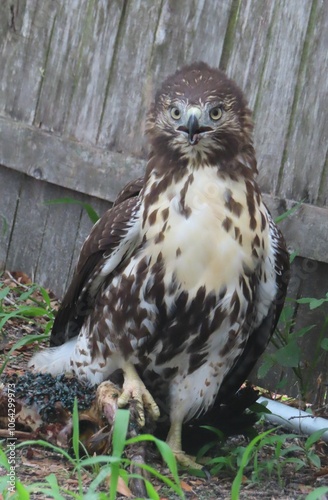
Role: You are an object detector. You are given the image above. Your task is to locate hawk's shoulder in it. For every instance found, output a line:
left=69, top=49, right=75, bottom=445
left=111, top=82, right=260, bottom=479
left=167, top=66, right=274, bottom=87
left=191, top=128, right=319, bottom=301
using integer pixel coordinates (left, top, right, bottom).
left=50, top=193, right=142, bottom=347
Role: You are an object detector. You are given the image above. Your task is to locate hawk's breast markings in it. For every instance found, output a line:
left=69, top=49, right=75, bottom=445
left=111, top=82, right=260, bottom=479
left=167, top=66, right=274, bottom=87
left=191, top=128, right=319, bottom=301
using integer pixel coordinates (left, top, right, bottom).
left=222, top=216, right=233, bottom=232
left=224, top=188, right=244, bottom=217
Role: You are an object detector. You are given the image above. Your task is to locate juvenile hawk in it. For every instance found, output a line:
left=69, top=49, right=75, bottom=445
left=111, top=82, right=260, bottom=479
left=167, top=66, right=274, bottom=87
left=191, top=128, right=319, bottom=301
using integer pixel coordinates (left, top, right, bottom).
left=30, top=62, right=289, bottom=467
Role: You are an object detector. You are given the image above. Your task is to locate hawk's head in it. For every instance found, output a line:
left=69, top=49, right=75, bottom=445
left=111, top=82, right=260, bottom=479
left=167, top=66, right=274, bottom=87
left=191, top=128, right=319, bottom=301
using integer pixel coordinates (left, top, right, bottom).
left=146, top=62, right=254, bottom=169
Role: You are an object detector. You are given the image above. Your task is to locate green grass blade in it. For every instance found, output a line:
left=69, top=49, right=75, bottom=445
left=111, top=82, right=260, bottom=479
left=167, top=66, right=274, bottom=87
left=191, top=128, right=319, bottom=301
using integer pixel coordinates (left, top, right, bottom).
left=0, top=333, right=49, bottom=376
left=305, top=486, right=328, bottom=500
left=17, top=285, right=38, bottom=302
left=15, top=440, right=76, bottom=465
left=125, top=434, right=183, bottom=496
left=305, top=428, right=328, bottom=449
left=0, top=306, right=49, bottom=330
left=127, top=461, right=184, bottom=497
left=231, top=427, right=277, bottom=500
left=112, top=409, right=130, bottom=458
left=1, top=216, right=8, bottom=236
left=72, top=398, right=80, bottom=461
left=45, top=198, right=100, bottom=224
left=275, top=201, right=302, bottom=223
left=14, top=481, right=30, bottom=499
left=39, top=286, right=52, bottom=308
left=109, top=409, right=130, bottom=500
left=0, top=286, right=11, bottom=301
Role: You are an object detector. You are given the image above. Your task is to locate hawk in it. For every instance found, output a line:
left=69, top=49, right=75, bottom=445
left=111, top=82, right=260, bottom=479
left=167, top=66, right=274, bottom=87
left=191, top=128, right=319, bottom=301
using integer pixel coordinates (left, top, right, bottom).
left=30, top=62, right=289, bottom=467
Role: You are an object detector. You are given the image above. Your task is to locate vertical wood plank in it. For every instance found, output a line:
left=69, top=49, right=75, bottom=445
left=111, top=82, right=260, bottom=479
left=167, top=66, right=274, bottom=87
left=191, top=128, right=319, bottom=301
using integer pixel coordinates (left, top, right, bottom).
left=224, top=0, right=276, bottom=109
left=97, top=0, right=235, bottom=156
left=66, top=196, right=111, bottom=291
left=0, top=0, right=58, bottom=123
left=33, top=0, right=90, bottom=133
left=278, top=0, right=328, bottom=206
left=251, top=0, right=312, bottom=194
left=149, top=0, right=233, bottom=81
left=64, top=0, right=124, bottom=145
left=5, top=177, right=50, bottom=281
left=0, top=166, right=23, bottom=270
left=34, top=184, right=83, bottom=297
left=97, top=0, right=163, bottom=157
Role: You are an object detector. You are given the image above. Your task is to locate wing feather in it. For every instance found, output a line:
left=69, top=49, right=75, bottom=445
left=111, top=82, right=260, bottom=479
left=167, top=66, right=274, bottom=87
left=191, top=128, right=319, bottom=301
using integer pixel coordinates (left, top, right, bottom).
left=216, top=211, right=290, bottom=403
left=50, top=194, right=142, bottom=347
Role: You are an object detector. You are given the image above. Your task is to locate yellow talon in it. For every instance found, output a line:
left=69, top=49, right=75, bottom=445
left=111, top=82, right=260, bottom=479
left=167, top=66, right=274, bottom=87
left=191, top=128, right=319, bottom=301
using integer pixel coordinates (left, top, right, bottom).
left=117, top=363, right=160, bottom=426
left=166, top=419, right=203, bottom=470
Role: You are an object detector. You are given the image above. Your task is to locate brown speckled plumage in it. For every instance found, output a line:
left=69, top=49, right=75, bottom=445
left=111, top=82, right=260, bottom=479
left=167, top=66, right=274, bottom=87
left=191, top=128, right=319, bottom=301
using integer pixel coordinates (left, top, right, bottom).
left=30, top=62, right=289, bottom=467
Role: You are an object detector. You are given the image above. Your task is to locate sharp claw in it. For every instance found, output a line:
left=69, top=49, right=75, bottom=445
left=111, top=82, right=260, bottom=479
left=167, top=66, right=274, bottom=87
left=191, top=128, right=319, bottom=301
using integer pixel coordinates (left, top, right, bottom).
left=166, top=418, right=204, bottom=470
left=118, top=363, right=160, bottom=426
left=172, top=450, right=204, bottom=470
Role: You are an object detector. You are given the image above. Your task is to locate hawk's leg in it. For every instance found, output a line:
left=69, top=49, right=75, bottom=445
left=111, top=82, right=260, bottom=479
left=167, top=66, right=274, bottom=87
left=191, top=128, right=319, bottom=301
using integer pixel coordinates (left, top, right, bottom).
left=166, top=419, right=203, bottom=470
left=117, top=362, right=160, bottom=426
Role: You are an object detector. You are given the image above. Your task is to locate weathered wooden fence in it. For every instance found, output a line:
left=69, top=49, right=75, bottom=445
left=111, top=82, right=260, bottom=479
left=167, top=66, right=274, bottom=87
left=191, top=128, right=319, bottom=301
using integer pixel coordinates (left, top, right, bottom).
left=0, top=0, right=327, bottom=400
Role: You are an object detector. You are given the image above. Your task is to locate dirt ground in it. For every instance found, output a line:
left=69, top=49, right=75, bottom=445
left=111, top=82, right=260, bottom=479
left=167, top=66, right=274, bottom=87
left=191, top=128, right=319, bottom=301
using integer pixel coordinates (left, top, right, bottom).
left=0, top=271, right=328, bottom=499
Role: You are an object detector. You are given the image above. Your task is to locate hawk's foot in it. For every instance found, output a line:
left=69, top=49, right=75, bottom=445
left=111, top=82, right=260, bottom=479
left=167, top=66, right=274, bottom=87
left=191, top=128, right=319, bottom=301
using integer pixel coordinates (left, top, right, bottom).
left=166, top=418, right=203, bottom=470
left=172, top=450, right=204, bottom=470
left=118, top=363, right=160, bottom=426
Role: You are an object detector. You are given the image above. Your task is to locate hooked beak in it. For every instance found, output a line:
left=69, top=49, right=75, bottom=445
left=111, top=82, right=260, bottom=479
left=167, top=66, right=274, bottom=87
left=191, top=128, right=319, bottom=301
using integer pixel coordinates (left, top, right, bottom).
left=177, top=108, right=213, bottom=145
left=187, top=114, right=200, bottom=145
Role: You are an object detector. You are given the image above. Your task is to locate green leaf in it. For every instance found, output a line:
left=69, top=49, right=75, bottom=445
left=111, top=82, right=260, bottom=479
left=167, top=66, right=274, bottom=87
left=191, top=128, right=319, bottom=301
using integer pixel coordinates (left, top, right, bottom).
left=0, top=448, right=9, bottom=470
left=18, top=285, right=39, bottom=302
left=46, top=197, right=100, bottom=224
left=199, top=425, right=224, bottom=439
left=249, top=401, right=272, bottom=415
left=39, top=287, right=52, bottom=308
left=275, top=201, right=302, bottom=223
left=44, top=474, right=63, bottom=497
left=125, top=434, right=183, bottom=496
left=112, top=409, right=129, bottom=458
left=257, top=355, right=274, bottom=379
left=109, top=409, right=130, bottom=500
left=1, top=216, right=8, bottom=236
left=278, top=305, right=294, bottom=324
left=0, top=306, right=49, bottom=330
left=153, top=437, right=179, bottom=479
left=72, top=398, right=80, bottom=462
left=231, top=428, right=278, bottom=500
left=0, top=333, right=50, bottom=376
left=86, top=465, right=112, bottom=495
left=79, top=455, right=121, bottom=468
left=297, top=296, right=328, bottom=310
left=320, top=338, right=328, bottom=350
left=15, top=481, right=30, bottom=499
left=307, top=450, right=321, bottom=468
left=305, top=428, right=328, bottom=449
left=305, top=486, right=328, bottom=500
left=289, top=251, right=298, bottom=263
left=290, top=325, right=314, bottom=340
left=273, top=340, right=301, bottom=367
left=127, top=460, right=184, bottom=496
left=15, top=439, right=75, bottom=465
left=0, top=286, right=10, bottom=301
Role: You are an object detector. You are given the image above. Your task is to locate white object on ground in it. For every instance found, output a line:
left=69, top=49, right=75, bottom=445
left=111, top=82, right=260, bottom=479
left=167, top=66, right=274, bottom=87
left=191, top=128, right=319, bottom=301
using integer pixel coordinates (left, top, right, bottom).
left=258, top=396, right=328, bottom=442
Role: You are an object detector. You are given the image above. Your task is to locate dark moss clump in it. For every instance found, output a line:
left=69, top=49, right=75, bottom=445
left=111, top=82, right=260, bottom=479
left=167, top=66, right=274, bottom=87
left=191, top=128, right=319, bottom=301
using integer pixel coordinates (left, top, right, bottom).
left=2, top=372, right=96, bottom=421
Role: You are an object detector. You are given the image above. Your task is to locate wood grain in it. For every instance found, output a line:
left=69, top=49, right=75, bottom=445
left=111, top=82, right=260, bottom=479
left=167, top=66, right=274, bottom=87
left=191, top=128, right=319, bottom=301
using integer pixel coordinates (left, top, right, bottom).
left=278, top=0, right=328, bottom=207
left=0, top=0, right=57, bottom=124
left=0, top=115, right=145, bottom=202
left=0, top=0, right=327, bottom=395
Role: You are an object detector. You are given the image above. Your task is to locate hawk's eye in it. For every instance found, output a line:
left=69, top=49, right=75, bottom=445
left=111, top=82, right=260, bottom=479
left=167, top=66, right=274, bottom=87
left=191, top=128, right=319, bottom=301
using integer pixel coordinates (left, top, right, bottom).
left=209, top=107, right=222, bottom=121
left=170, top=107, right=181, bottom=120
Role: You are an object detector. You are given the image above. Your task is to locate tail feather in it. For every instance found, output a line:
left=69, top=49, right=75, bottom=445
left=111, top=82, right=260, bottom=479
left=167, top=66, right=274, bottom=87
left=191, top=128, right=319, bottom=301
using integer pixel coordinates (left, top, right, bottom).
left=28, top=338, right=77, bottom=376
